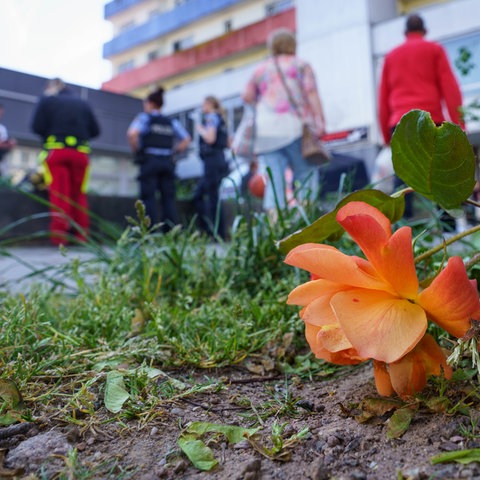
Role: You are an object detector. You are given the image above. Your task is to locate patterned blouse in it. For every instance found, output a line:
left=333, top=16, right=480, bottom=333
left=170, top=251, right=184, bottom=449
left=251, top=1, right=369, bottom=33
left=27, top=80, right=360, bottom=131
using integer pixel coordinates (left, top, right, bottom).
left=243, top=54, right=319, bottom=123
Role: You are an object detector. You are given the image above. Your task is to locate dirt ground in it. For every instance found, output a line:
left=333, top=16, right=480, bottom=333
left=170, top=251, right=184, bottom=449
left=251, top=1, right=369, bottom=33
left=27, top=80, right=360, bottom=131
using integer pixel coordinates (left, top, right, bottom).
left=1, top=363, right=479, bottom=480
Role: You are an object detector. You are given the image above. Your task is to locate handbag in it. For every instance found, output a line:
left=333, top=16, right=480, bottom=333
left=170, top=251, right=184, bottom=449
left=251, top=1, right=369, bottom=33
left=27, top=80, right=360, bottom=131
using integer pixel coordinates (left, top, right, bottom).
left=300, top=123, right=331, bottom=166
left=371, top=145, right=395, bottom=194
left=231, top=105, right=256, bottom=159
left=273, top=58, right=330, bottom=166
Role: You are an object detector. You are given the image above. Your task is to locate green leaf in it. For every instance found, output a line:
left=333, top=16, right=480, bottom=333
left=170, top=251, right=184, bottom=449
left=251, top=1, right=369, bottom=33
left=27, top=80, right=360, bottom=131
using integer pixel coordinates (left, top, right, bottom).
left=391, top=109, right=476, bottom=209
left=0, top=412, right=22, bottom=426
left=178, top=434, right=218, bottom=471
left=104, top=371, right=130, bottom=413
left=431, top=448, right=480, bottom=465
left=178, top=422, right=260, bottom=471
left=184, top=421, right=259, bottom=443
left=386, top=406, right=415, bottom=439
left=277, top=189, right=404, bottom=254
left=361, top=397, right=404, bottom=416
left=0, top=379, right=24, bottom=409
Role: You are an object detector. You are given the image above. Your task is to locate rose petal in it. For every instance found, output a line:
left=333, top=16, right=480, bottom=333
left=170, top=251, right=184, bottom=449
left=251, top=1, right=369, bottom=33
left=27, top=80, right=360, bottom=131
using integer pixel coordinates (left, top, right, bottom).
left=331, top=289, right=427, bottom=363
left=373, top=360, right=395, bottom=397
left=300, top=295, right=340, bottom=327
left=304, top=322, right=365, bottom=365
left=287, top=279, right=347, bottom=307
left=337, top=203, right=418, bottom=298
left=285, top=244, right=390, bottom=291
left=418, top=257, right=480, bottom=338
left=387, top=334, right=452, bottom=399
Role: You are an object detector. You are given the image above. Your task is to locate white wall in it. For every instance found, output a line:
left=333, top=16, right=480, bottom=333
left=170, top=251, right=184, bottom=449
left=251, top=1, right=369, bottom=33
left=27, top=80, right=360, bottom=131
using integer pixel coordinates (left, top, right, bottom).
left=372, top=0, right=480, bottom=57
left=296, top=0, right=377, bottom=137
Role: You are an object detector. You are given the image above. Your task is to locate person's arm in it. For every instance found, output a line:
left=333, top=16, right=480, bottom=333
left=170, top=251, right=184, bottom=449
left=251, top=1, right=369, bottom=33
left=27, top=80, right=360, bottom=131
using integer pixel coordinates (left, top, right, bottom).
left=172, top=119, right=191, bottom=153
left=436, top=46, right=464, bottom=129
left=242, top=66, right=261, bottom=105
left=127, top=127, right=140, bottom=152
left=196, top=114, right=218, bottom=144
left=87, top=106, right=101, bottom=139
left=126, top=113, right=145, bottom=152
left=378, top=60, right=392, bottom=144
left=306, top=89, right=326, bottom=137
left=31, top=97, right=48, bottom=137
left=301, top=63, right=326, bottom=137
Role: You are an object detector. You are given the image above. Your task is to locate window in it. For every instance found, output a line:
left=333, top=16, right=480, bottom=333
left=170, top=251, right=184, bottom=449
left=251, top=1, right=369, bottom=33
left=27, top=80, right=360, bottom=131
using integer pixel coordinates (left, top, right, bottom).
left=173, top=36, right=194, bottom=53
left=120, top=21, right=135, bottom=32
left=149, top=8, right=161, bottom=19
left=118, top=60, right=134, bottom=74
left=397, top=0, right=440, bottom=13
left=266, top=0, right=293, bottom=16
left=147, top=50, right=159, bottom=62
left=224, top=20, right=232, bottom=33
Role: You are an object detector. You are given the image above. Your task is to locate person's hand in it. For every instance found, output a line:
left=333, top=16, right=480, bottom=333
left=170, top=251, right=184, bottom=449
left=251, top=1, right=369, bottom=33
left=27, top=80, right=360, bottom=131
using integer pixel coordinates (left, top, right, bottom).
left=0, top=138, right=16, bottom=150
left=313, top=118, right=326, bottom=138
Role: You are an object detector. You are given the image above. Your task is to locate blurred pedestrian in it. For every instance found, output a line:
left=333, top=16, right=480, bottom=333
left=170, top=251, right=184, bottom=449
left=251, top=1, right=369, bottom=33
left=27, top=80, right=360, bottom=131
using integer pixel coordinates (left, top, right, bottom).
left=127, top=87, right=191, bottom=232
left=0, top=103, right=16, bottom=173
left=378, top=13, right=464, bottom=218
left=193, top=95, right=230, bottom=239
left=242, top=28, right=326, bottom=218
left=31, top=78, right=100, bottom=246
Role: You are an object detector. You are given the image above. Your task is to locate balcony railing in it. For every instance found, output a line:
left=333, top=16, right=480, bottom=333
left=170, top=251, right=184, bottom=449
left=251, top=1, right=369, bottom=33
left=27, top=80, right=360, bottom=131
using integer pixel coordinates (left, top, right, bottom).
left=102, top=8, right=295, bottom=93
left=103, top=0, right=245, bottom=58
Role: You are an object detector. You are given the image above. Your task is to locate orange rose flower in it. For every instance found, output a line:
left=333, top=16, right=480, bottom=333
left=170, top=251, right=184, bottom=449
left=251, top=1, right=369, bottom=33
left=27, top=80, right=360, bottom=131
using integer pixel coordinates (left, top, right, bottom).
left=286, top=201, right=480, bottom=397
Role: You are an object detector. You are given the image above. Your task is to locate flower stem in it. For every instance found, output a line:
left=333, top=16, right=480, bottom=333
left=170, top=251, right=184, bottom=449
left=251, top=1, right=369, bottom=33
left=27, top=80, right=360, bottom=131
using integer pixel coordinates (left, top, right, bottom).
left=414, top=223, right=480, bottom=264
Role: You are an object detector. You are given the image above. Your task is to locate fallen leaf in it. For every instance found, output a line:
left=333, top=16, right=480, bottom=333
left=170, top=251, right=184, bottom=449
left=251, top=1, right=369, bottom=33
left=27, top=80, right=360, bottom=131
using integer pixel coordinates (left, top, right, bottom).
left=387, top=406, right=416, bottom=439
left=431, top=448, right=480, bottom=465
left=104, top=371, right=130, bottom=413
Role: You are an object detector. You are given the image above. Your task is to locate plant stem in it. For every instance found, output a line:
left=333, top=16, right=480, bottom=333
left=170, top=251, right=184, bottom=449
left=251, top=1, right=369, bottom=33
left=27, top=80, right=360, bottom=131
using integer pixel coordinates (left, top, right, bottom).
left=414, top=223, right=480, bottom=264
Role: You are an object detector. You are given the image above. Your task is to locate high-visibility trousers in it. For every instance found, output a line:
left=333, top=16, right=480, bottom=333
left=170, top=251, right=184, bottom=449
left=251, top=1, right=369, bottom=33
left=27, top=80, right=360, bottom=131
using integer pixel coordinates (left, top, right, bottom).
left=43, top=148, right=90, bottom=245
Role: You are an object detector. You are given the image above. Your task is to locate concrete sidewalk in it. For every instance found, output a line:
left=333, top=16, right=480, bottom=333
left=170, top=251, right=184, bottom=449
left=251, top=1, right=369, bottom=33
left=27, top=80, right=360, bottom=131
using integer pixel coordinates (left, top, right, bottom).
left=0, top=242, right=226, bottom=294
left=0, top=246, right=97, bottom=293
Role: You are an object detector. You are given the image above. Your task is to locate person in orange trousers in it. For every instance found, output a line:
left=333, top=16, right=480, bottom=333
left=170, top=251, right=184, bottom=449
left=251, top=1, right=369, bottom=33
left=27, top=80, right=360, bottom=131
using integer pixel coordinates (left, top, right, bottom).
left=31, top=78, right=100, bottom=246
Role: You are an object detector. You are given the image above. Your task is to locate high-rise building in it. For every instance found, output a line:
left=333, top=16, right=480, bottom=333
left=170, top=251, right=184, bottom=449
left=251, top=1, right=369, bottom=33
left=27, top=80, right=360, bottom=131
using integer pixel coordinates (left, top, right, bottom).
left=101, top=0, right=480, bottom=180
left=102, top=0, right=295, bottom=98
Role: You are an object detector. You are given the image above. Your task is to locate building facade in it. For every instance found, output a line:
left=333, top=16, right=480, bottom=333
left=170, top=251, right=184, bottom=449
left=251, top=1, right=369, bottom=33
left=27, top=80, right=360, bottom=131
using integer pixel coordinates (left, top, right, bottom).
left=101, top=0, right=480, bottom=179
left=0, top=68, right=142, bottom=197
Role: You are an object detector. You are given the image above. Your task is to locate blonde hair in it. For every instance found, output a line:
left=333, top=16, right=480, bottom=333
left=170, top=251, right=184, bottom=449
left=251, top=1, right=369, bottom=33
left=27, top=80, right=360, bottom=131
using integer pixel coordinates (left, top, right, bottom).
left=205, top=95, right=226, bottom=122
left=268, top=28, right=296, bottom=56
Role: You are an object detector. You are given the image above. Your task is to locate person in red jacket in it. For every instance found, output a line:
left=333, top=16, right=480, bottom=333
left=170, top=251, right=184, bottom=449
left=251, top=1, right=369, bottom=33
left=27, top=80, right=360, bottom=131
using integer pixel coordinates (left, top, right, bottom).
left=31, top=78, right=100, bottom=246
left=379, top=14, right=464, bottom=143
left=378, top=14, right=464, bottom=217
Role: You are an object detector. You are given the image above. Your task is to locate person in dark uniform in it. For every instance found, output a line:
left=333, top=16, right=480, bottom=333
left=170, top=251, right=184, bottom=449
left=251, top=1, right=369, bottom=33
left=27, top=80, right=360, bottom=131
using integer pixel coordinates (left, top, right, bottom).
left=127, top=87, right=191, bottom=232
left=194, top=95, right=230, bottom=239
left=31, top=78, right=100, bottom=246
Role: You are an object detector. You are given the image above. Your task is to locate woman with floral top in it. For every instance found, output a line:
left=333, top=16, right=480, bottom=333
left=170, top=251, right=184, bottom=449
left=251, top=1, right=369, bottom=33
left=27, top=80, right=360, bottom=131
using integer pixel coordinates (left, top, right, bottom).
left=242, top=28, right=326, bottom=216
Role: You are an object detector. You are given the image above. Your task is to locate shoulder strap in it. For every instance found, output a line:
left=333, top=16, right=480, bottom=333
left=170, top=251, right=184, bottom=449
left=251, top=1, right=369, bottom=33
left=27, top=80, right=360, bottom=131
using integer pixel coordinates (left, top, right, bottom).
left=273, top=57, right=302, bottom=120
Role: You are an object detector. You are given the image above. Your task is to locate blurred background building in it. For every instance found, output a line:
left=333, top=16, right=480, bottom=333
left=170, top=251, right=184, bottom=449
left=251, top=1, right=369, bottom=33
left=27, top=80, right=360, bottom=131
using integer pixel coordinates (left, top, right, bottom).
left=2, top=0, right=480, bottom=198
left=0, top=68, right=142, bottom=196
left=101, top=0, right=480, bottom=180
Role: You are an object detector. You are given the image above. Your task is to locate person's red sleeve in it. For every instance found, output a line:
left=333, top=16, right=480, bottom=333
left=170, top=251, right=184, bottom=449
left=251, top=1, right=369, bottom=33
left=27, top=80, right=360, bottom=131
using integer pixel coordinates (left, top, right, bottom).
left=436, top=46, right=464, bottom=129
left=378, top=61, right=392, bottom=144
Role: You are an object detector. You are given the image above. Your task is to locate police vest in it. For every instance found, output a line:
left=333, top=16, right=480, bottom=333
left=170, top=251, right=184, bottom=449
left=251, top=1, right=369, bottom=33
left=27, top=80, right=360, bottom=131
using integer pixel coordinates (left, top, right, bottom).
left=141, top=114, right=175, bottom=152
left=199, top=114, right=228, bottom=156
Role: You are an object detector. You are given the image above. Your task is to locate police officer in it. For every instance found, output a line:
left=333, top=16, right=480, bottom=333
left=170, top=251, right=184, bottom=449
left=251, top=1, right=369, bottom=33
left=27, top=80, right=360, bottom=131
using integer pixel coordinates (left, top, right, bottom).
left=31, top=78, right=100, bottom=246
left=127, top=87, right=191, bottom=232
left=194, top=95, right=230, bottom=239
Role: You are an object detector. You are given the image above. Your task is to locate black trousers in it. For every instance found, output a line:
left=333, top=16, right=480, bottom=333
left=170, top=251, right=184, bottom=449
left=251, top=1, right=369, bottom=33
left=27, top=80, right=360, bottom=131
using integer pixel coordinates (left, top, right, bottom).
left=138, top=155, right=178, bottom=232
left=193, top=151, right=228, bottom=239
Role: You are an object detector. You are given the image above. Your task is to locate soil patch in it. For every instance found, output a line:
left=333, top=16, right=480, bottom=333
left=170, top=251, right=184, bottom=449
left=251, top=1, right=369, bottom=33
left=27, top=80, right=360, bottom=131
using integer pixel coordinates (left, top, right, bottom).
left=1, top=364, right=478, bottom=479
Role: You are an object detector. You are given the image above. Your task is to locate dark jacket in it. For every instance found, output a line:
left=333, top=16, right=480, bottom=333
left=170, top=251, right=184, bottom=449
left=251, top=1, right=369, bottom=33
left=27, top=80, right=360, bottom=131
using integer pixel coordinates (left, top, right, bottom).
left=199, top=113, right=228, bottom=158
left=31, top=88, right=100, bottom=142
